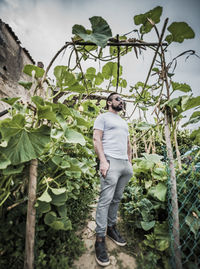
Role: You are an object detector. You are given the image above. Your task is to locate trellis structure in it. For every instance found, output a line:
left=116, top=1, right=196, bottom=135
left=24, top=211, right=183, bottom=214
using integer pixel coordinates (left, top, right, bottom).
left=39, top=17, right=184, bottom=269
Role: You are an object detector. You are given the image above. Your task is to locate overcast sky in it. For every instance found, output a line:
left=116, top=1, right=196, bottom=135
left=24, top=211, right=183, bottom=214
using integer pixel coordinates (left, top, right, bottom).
left=0, top=0, right=200, bottom=126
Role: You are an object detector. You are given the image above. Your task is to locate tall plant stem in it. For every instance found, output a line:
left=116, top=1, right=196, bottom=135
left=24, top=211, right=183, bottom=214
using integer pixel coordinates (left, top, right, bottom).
left=129, top=18, right=168, bottom=119
left=74, top=44, right=89, bottom=95
left=24, top=159, right=38, bottom=269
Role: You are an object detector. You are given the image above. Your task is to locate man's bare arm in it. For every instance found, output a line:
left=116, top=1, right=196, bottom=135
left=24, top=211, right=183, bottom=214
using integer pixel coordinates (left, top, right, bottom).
left=93, top=129, right=109, bottom=178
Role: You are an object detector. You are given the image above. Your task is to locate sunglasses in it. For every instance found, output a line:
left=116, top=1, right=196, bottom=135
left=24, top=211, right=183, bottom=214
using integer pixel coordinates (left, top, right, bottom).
left=114, top=97, right=124, bottom=102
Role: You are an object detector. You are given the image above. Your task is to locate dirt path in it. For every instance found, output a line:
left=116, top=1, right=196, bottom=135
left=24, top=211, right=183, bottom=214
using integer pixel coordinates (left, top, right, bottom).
left=72, top=204, right=137, bottom=269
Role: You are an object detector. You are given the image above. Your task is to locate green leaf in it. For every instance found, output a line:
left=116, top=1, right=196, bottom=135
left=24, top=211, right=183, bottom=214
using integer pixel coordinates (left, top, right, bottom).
left=190, top=111, right=200, bottom=119
left=95, top=72, right=104, bottom=85
left=145, top=180, right=153, bottom=189
left=164, top=97, right=181, bottom=109
left=2, top=164, right=24, bottom=175
left=154, top=222, right=170, bottom=251
left=54, top=65, right=68, bottom=84
left=67, top=82, right=85, bottom=93
left=54, top=67, right=85, bottom=92
left=32, top=96, right=45, bottom=107
left=1, top=97, right=20, bottom=105
left=50, top=187, right=67, bottom=195
left=52, top=218, right=72, bottom=230
left=152, top=167, right=167, bottom=180
left=1, top=125, right=50, bottom=165
left=35, top=200, right=51, bottom=213
left=86, top=67, right=96, bottom=81
left=52, top=155, right=70, bottom=169
left=120, top=79, right=127, bottom=88
left=44, top=211, right=57, bottom=225
left=148, top=183, right=167, bottom=202
left=61, top=218, right=72, bottom=230
left=133, top=159, right=154, bottom=174
left=182, top=96, right=200, bottom=111
left=166, top=22, right=195, bottom=44
left=171, top=82, right=191, bottom=93
left=72, top=16, right=112, bottom=48
left=138, top=198, right=153, bottom=221
left=141, top=220, right=155, bottom=231
left=44, top=212, right=72, bottom=230
left=190, top=128, right=200, bottom=145
left=134, top=6, right=163, bottom=34
left=182, top=111, right=200, bottom=127
left=55, top=103, right=72, bottom=117
left=38, top=189, right=52, bottom=203
left=0, top=152, right=11, bottom=169
left=51, top=128, right=64, bottom=139
left=136, top=121, right=152, bottom=131
left=57, top=205, right=67, bottom=218
left=65, top=129, right=86, bottom=146
left=0, top=114, right=26, bottom=142
left=37, top=105, right=57, bottom=122
left=75, top=116, right=90, bottom=128
left=50, top=190, right=68, bottom=206
left=102, top=62, right=122, bottom=79
left=185, top=215, right=200, bottom=237
left=18, top=81, right=32, bottom=90
left=65, top=170, right=81, bottom=179
left=23, top=64, right=45, bottom=78
left=142, top=153, right=163, bottom=163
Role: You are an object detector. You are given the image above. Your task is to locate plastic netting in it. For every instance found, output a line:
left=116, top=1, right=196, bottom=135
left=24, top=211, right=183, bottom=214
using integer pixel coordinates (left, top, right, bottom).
left=168, top=149, right=200, bottom=269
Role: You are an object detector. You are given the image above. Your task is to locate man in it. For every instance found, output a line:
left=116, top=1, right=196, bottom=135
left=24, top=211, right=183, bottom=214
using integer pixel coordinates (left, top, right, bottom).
left=93, top=92, right=133, bottom=266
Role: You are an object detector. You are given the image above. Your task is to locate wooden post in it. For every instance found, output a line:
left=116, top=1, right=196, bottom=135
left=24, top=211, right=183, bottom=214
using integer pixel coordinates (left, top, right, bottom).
left=164, top=111, right=182, bottom=269
left=24, top=159, right=38, bottom=269
left=173, top=124, right=182, bottom=170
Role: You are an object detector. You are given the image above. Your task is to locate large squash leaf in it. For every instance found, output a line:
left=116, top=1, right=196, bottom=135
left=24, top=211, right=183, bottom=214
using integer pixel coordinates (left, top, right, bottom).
left=0, top=114, right=26, bottom=142
left=1, top=125, right=50, bottom=165
left=72, top=16, right=112, bottom=48
left=134, top=6, right=163, bottom=34
left=64, top=129, right=86, bottom=146
left=166, top=22, right=195, bottom=44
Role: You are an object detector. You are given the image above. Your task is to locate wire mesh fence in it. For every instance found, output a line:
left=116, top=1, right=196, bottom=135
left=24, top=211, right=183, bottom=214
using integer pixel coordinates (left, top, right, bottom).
left=168, top=148, right=200, bottom=269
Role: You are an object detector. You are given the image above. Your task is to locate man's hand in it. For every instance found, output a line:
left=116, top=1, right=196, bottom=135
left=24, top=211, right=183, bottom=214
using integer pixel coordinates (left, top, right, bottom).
left=100, top=160, right=110, bottom=178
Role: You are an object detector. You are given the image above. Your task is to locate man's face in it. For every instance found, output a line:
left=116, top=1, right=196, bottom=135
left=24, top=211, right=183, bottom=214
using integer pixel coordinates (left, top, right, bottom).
left=111, top=95, right=124, bottom=111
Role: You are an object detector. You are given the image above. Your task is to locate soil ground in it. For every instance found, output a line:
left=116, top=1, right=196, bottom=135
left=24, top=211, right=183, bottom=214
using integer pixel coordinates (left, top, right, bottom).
left=72, top=203, right=137, bottom=269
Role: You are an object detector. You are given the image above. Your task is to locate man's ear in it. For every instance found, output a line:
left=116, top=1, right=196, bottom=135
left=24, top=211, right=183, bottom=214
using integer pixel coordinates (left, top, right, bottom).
left=107, top=101, right=112, bottom=107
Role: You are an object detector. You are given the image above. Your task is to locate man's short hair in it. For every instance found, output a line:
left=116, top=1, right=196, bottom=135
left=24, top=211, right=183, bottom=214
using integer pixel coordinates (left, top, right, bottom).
left=106, top=92, right=118, bottom=109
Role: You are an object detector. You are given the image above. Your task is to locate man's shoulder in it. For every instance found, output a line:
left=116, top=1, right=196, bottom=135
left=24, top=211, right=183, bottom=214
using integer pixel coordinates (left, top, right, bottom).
left=95, top=112, right=110, bottom=120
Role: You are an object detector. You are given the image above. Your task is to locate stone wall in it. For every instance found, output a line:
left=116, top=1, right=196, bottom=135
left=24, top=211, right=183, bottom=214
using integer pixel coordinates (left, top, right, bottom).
left=0, top=19, right=35, bottom=113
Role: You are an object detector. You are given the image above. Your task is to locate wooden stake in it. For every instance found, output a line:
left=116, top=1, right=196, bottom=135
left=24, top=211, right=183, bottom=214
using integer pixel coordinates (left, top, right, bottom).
left=24, top=159, right=38, bottom=269
left=164, top=111, right=182, bottom=269
left=173, top=123, right=182, bottom=170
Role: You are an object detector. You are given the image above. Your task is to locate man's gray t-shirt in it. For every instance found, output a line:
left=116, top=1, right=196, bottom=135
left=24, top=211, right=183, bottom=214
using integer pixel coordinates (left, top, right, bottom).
left=93, top=112, right=129, bottom=160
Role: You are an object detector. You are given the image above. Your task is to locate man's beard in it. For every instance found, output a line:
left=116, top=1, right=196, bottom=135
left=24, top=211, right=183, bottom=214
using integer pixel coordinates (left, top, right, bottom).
left=111, top=103, right=123, bottom=111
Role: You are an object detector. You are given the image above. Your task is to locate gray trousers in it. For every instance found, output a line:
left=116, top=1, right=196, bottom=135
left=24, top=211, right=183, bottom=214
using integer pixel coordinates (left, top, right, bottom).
left=95, top=156, right=133, bottom=237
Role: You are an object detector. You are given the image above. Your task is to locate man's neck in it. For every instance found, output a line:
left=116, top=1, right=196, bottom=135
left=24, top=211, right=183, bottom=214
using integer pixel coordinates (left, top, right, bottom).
left=108, top=108, right=118, bottom=114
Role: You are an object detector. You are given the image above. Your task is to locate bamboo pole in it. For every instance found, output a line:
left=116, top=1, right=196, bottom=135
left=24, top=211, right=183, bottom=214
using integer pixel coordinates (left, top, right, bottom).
left=24, top=159, right=38, bottom=269
left=164, top=111, right=182, bottom=269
